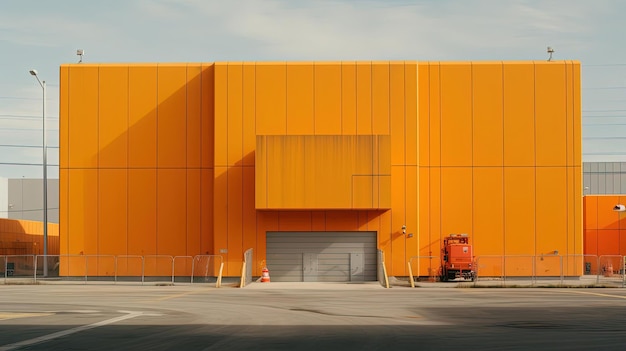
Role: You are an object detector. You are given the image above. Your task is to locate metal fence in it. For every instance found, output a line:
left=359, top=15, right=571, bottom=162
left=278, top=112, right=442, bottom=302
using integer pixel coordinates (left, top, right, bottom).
left=404, top=255, right=626, bottom=287
left=2, top=254, right=224, bottom=286
left=407, top=256, right=440, bottom=287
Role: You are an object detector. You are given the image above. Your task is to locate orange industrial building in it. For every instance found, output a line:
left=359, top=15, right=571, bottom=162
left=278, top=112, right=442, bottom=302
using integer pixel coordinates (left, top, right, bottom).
left=58, top=61, right=582, bottom=280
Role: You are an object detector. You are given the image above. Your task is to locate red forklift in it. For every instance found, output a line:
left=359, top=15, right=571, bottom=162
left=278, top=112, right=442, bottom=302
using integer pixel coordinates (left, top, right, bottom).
left=440, top=234, right=476, bottom=282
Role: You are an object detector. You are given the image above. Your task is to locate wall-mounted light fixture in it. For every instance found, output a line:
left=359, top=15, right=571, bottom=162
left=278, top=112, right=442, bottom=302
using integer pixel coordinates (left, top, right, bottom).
left=401, top=225, right=406, bottom=235
left=613, top=204, right=625, bottom=212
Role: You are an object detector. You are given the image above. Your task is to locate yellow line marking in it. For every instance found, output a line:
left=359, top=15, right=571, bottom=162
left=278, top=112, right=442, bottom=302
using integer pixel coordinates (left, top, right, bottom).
left=554, top=290, right=626, bottom=300
left=0, top=312, right=52, bottom=321
left=148, top=290, right=204, bottom=302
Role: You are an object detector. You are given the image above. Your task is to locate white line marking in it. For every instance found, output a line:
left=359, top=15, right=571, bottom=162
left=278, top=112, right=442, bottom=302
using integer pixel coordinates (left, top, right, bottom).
left=0, top=311, right=143, bottom=351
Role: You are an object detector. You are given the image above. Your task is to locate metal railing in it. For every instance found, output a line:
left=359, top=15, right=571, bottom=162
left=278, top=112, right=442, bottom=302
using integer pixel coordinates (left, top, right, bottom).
left=2, top=254, right=224, bottom=286
left=405, top=254, right=626, bottom=287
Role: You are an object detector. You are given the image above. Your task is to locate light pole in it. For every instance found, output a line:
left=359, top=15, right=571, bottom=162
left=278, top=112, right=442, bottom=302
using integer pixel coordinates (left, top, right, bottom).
left=29, top=69, right=48, bottom=277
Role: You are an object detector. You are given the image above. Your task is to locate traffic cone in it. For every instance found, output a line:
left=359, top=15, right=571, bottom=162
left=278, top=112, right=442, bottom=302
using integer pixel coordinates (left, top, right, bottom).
left=261, top=267, right=270, bottom=282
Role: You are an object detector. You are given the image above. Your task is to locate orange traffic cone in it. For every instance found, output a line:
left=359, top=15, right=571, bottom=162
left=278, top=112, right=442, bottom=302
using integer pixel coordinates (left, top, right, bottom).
left=261, top=267, right=271, bottom=282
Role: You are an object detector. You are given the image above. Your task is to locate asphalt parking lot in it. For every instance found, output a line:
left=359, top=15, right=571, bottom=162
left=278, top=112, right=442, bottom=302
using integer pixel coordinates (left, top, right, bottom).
left=1, top=282, right=626, bottom=350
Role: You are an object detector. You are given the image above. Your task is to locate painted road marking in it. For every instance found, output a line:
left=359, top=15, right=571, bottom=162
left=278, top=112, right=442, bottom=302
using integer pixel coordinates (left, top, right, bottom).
left=0, top=313, right=52, bottom=321
left=0, top=311, right=145, bottom=351
left=557, top=290, right=626, bottom=300
left=148, top=290, right=205, bottom=302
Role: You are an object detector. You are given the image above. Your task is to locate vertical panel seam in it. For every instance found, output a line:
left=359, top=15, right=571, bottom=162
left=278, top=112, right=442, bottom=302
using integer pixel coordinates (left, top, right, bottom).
left=186, top=64, right=189, bottom=256
left=97, top=66, right=100, bottom=258
left=471, top=63, right=474, bottom=244
left=501, top=61, right=505, bottom=256
left=156, top=64, right=160, bottom=255
left=439, top=62, right=442, bottom=246
left=533, top=62, right=537, bottom=257
left=127, top=66, right=130, bottom=256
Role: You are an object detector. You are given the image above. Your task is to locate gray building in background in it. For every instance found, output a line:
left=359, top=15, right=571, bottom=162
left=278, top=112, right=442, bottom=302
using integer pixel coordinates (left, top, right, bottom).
left=0, top=178, right=59, bottom=224
left=583, top=162, right=626, bottom=195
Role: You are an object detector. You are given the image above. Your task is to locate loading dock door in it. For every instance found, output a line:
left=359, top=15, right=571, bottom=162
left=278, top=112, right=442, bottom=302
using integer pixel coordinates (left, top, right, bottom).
left=266, top=231, right=377, bottom=282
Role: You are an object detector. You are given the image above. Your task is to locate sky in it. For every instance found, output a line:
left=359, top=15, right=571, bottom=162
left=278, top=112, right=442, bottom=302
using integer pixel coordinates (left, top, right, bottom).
left=0, top=0, right=625, bottom=179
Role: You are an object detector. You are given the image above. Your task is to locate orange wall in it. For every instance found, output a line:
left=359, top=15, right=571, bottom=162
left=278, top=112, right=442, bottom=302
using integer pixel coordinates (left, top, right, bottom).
left=419, top=61, right=582, bottom=276
left=59, top=64, right=214, bottom=276
left=583, top=195, right=626, bottom=257
left=0, top=218, right=59, bottom=255
left=60, top=60, right=582, bottom=277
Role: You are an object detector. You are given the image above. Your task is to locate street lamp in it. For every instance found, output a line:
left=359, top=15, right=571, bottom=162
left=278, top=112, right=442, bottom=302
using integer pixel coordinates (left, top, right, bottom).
left=29, top=69, right=48, bottom=277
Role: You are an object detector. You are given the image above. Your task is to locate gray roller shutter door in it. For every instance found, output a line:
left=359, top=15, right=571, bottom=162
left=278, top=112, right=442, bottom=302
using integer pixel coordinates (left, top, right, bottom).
left=266, top=231, right=377, bottom=282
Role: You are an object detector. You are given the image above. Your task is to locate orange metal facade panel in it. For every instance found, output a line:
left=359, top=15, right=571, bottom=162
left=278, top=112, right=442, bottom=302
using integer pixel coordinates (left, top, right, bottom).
left=98, top=66, right=129, bottom=168
left=428, top=63, right=441, bottom=166
left=278, top=211, right=312, bottom=231
left=418, top=63, right=430, bottom=166
left=390, top=63, right=405, bottom=166
left=440, top=63, right=472, bottom=167
left=390, top=165, right=406, bottom=276
left=68, top=65, right=99, bottom=168
left=128, top=65, right=157, bottom=169
left=311, top=211, right=326, bottom=231
left=405, top=62, right=418, bottom=166
left=242, top=167, right=257, bottom=269
left=157, top=169, right=187, bottom=256
left=472, top=63, right=503, bottom=166
left=418, top=167, right=430, bottom=256
left=341, top=62, right=357, bottom=135
left=243, top=63, right=256, bottom=166
left=255, top=137, right=267, bottom=208
left=378, top=209, right=393, bottom=264
left=597, top=229, right=619, bottom=255
left=429, top=167, right=441, bottom=254
left=98, top=169, right=128, bottom=256
left=186, top=64, right=202, bottom=168
left=67, top=169, right=98, bottom=255
left=536, top=167, right=567, bottom=255
left=157, top=65, right=187, bottom=168
left=405, top=166, right=418, bottom=260
left=201, top=64, right=214, bottom=169
left=352, top=176, right=373, bottom=208
left=256, top=63, right=287, bottom=135
left=597, top=195, right=620, bottom=230
left=372, top=62, right=390, bottom=135
left=565, top=62, right=574, bottom=166
left=574, top=167, right=583, bottom=253
left=356, top=62, right=372, bottom=135
left=187, top=170, right=201, bottom=256
left=201, top=169, right=214, bottom=255
left=227, top=167, right=243, bottom=276
left=213, top=166, right=229, bottom=269
left=504, top=167, right=535, bottom=255
left=572, top=62, right=582, bottom=166
left=256, top=211, right=278, bottom=269
left=214, top=63, right=228, bottom=166
left=59, top=66, right=69, bottom=169
left=620, top=230, right=626, bottom=256
left=535, top=62, right=567, bottom=166
left=128, top=169, right=157, bottom=255
left=503, top=63, right=534, bottom=166
left=227, top=63, right=244, bottom=166
left=314, top=63, right=342, bottom=135
left=287, top=63, right=314, bottom=135
left=441, top=167, right=473, bottom=236
left=59, top=169, right=69, bottom=256
left=584, top=196, right=598, bottom=230
left=325, top=211, right=358, bottom=231
left=473, top=168, right=504, bottom=255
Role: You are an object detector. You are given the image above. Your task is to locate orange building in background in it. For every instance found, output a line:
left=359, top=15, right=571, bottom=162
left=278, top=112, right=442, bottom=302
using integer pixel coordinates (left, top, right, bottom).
left=59, top=61, right=582, bottom=280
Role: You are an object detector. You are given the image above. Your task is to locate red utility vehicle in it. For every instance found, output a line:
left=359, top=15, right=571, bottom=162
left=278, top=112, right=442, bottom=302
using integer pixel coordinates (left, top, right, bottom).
left=440, top=234, right=476, bottom=281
